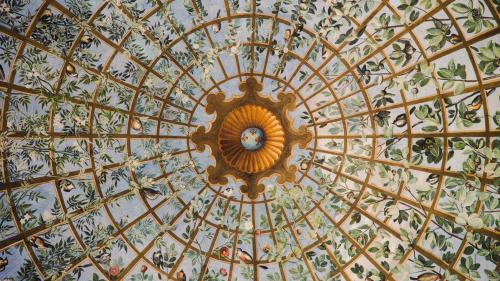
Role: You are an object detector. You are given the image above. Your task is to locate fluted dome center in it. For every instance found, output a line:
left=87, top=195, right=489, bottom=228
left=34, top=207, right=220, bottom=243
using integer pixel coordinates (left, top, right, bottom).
left=218, top=104, right=284, bottom=174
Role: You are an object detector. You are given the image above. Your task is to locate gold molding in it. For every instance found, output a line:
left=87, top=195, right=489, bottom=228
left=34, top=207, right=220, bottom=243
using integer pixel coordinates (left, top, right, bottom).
left=191, top=77, right=312, bottom=199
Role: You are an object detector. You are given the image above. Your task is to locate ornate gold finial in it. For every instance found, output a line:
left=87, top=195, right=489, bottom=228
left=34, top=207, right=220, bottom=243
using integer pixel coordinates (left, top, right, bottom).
left=191, top=77, right=312, bottom=199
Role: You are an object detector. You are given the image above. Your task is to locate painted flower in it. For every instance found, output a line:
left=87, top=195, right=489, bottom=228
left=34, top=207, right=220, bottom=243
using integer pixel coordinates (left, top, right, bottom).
left=0, top=3, right=10, bottom=13
left=241, top=220, right=253, bottom=231
left=219, top=268, right=227, bottom=276
left=53, top=114, right=64, bottom=129
left=230, top=45, right=239, bottom=55
left=20, top=213, right=32, bottom=225
left=220, top=246, right=230, bottom=257
left=109, top=265, right=120, bottom=276
left=140, top=265, right=147, bottom=273
left=262, top=244, right=271, bottom=253
left=42, top=210, right=54, bottom=222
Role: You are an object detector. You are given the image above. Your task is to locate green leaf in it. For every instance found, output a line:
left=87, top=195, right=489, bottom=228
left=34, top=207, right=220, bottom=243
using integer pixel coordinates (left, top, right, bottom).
left=437, top=69, right=453, bottom=79
left=454, top=81, right=465, bottom=95
left=452, top=3, right=470, bottom=13
left=427, top=28, right=444, bottom=35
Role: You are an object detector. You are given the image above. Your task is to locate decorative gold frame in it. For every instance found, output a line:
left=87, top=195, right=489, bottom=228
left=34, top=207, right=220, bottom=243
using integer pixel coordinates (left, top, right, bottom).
left=191, top=77, right=312, bottom=199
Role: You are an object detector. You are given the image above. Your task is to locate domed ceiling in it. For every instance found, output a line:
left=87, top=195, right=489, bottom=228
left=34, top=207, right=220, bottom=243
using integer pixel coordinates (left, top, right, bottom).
left=0, top=0, right=499, bottom=280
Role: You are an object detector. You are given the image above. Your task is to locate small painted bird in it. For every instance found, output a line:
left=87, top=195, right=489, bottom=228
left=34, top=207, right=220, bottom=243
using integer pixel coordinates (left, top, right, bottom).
left=94, top=251, right=111, bottom=264
left=293, top=22, right=304, bottom=37
left=356, top=64, right=371, bottom=84
left=299, top=159, right=309, bottom=171
left=177, top=269, right=186, bottom=281
left=392, top=113, right=407, bottom=127
left=271, top=76, right=286, bottom=92
left=321, top=45, right=330, bottom=60
left=30, top=236, right=53, bottom=250
left=221, top=187, right=233, bottom=197
left=66, top=63, right=77, bottom=77
left=164, top=34, right=172, bottom=46
left=448, top=34, right=462, bottom=44
left=142, top=188, right=161, bottom=200
left=212, top=10, right=221, bottom=33
left=131, top=118, right=142, bottom=131
left=0, top=257, right=8, bottom=272
left=60, top=179, right=76, bottom=192
left=284, top=29, right=291, bottom=41
left=40, top=9, right=52, bottom=21
left=80, top=35, right=92, bottom=45
left=426, top=174, right=439, bottom=185
left=237, top=248, right=268, bottom=269
left=410, top=272, right=442, bottom=281
left=152, top=250, right=164, bottom=269
left=467, top=95, right=482, bottom=111
left=399, top=39, right=416, bottom=66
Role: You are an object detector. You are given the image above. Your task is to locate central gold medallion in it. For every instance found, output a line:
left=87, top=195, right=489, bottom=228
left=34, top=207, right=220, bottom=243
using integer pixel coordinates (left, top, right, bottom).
left=191, top=77, right=312, bottom=199
left=219, top=105, right=284, bottom=173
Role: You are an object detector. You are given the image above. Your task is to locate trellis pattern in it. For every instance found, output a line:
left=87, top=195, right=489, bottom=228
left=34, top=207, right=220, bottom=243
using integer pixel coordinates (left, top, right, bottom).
left=0, top=0, right=498, bottom=281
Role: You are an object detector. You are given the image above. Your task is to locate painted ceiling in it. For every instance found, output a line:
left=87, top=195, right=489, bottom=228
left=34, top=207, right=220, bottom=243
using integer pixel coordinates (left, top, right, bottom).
left=0, top=0, right=499, bottom=281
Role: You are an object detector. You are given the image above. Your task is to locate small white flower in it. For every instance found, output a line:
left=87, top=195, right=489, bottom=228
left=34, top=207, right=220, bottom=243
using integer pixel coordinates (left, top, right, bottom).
left=127, top=157, right=141, bottom=169
left=32, top=70, right=41, bottom=78
left=140, top=176, right=154, bottom=188
left=180, top=94, right=190, bottom=104
left=17, top=160, right=28, bottom=171
left=53, top=114, right=64, bottom=129
left=20, top=213, right=32, bottom=224
left=283, top=47, right=289, bottom=54
left=144, top=78, right=154, bottom=88
left=161, top=152, right=172, bottom=161
left=241, top=220, right=253, bottom=231
left=230, top=45, right=239, bottom=55
left=0, top=3, right=10, bottom=13
left=96, top=15, right=112, bottom=27
left=42, top=210, right=54, bottom=222
left=95, top=164, right=104, bottom=177
left=192, top=43, right=200, bottom=50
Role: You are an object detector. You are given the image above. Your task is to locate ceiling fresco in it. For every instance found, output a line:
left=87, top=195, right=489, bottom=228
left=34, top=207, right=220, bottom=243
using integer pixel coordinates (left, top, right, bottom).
left=0, top=0, right=498, bottom=280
